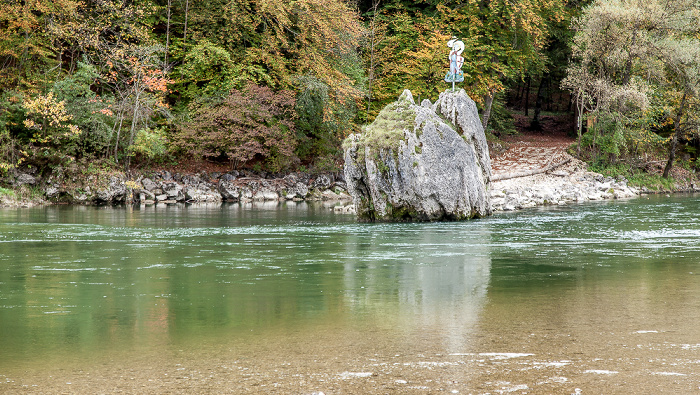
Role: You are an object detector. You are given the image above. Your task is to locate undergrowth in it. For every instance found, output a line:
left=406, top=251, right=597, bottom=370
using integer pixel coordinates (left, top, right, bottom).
left=588, top=162, right=678, bottom=191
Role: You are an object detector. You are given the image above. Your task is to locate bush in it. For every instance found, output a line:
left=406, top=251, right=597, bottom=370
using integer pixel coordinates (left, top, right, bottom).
left=485, top=98, right=517, bottom=136
left=578, top=112, right=627, bottom=163
left=0, top=92, right=25, bottom=174
left=172, top=83, right=298, bottom=171
left=173, top=40, right=272, bottom=105
left=128, top=127, right=168, bottom=163
left=21, top=92, right=81, bottom=166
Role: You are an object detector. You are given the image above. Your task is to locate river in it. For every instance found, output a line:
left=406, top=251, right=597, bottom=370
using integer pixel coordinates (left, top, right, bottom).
left=2, top=196, right=700, bottom=393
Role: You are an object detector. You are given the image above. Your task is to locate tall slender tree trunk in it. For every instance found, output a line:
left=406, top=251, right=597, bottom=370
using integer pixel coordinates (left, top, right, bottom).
left=531, top=75, right=548, bottom=130
left=366, top=0, right=380, bottom=117
left=126, top=87, right=143, bottom=171
left=621, top=24, right=639, bottom=86
left=524, top=75, right=530, bottom=116
left=114, top=113, right=124, bottom=163
left=663, top=92, right=688, bottom=178
left=164, top=0, right=171, bottom=70
left=481, top=91, right=495, bottom=131
left=575, top=94, right=584, bottom=156
left=183, top=0, right=189, bottom=41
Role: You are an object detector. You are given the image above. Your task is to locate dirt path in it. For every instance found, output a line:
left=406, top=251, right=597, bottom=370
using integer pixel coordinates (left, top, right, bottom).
left=491, top=116, right=576, bottom=179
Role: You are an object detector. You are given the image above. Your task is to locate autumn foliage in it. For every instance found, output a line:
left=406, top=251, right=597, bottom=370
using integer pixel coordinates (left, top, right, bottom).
left=172, top=84, right=297, bottom=171
left=6, top=0, right=697, bottom=179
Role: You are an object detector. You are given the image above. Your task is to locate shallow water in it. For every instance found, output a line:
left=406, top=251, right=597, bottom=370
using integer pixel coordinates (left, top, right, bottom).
left=2, top=197, right=700, bottom=393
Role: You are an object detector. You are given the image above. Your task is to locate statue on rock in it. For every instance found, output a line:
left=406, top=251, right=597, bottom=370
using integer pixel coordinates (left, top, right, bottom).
left=445, top=37, right=465, bottom=89
left=343, top=89, right=491, bottom=222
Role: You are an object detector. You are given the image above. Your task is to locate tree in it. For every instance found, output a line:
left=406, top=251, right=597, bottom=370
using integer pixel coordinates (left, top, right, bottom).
left=0, top=0, right=81, bottom=90
left=52, top=61, right=114, bottom=157
left=363, top=1, right=567, bottom=129
left=183, top=0, right=364, bottom=99
left=44, top=0, right=169, bottom=166
left=103, top=44, right=170, bottom=167
left=563, top=0, right=700, bottom=174
left=22, top=91, right=81, bottom=165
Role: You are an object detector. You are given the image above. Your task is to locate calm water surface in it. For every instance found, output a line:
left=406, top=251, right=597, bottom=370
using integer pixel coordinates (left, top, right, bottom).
left=2, top=197, right=700, bottom=393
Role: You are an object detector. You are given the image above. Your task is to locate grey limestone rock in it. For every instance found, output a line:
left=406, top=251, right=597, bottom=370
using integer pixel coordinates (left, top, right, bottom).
left=253, top=187, right=279, bottom=201
left=162, top=182, right=184, bottom=201
left=218, top=180, right=241, bottom=201
left=282, top=182, right=309, bottom=199
left=95, top=176, right=127, bottom=203
left=343, top=89, right=491, bottom=221
left=141, top=178, right=158, bottom=191
left=14, top=172, right=38, bottom=187
left=184, top=186, right=222, bottom=202
left=312, top=174, right=332, bottom=190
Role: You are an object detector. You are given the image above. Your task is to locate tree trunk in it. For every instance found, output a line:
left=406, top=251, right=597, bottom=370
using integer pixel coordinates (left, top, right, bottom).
left=126, top=84, right=143, bottom=171
left=575, top=94, right=584, bottom=156
left=663, top=92, right=688, bottom=178
left=492, top=157, right=571, bottom=181
left=622, top=24, right=639, bottom=86
left=366, top=0, right=380, bottom=116
left=514, top=80, right=523, bottom=106
left=481, top=91, right=495, bottom=131
left=183, top=0, right=189, bottom=41
left=114, top=113, right=124, bottom=163
left=164, top=0, right=171, bottom=70
left=531, top=75, right=548, bottom=130
left=524, top=75, right=530, bottom=116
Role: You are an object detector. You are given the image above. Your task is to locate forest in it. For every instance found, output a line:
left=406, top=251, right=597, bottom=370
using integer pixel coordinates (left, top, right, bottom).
left=1, top=0, right=699, bottom=182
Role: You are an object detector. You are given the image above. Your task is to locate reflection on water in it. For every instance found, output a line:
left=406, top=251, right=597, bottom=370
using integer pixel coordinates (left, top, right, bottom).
left=2, top=196, right=700, bottom=393
left=342, top=226, right=490, bottom=353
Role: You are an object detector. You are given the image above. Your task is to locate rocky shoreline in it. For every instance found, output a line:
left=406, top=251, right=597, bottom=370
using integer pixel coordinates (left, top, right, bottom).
left=489, top=155, right=640, bottom=212
left=0, top=168, right=357, bottom=212
left=1, top=155, right=697, bottom=213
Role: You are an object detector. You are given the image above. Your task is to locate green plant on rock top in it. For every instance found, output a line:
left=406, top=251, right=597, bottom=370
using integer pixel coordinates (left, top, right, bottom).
left=343, top=95, right=416, bottom=163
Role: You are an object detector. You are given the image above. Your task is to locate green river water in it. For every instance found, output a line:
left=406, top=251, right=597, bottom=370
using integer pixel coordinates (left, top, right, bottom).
left=2, top=196, right=700, bottom=394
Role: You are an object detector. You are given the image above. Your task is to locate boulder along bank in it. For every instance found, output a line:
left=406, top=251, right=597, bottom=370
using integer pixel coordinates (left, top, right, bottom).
left=344, top=89, right=491, bottom=221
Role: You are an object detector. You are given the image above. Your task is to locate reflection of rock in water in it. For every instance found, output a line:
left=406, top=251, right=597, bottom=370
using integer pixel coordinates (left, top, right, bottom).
left=342, top=224, right=490, bottom=352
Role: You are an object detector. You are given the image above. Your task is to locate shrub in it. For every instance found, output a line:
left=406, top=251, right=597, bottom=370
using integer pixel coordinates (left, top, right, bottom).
left=21, top=92, right=81, bottom=166
left=172, top=83, right=298, bottom=171
left=128, top=127, right=168, bottom=163
left=485, top=98, right=517, bottom=136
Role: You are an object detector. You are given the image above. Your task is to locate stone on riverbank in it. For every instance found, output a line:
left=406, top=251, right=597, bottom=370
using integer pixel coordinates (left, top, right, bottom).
left=343, top=89, right=491, bottom=221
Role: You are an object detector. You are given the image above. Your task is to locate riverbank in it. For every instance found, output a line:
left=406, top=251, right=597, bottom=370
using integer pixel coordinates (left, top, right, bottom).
left=488, top=128, right=700, bottom=212
left=490, top=154, right=639, bottom=211
left=489, top=131, right=641, bottom=212
left=2, top=131, right=699, bottom=213
left=1, top=159, right=697, bottom=214
left=0, top=166, right=355, bottom=209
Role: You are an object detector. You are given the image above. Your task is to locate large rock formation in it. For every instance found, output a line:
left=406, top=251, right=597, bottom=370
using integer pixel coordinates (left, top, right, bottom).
left=343, top=89, right=491, bottom=221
